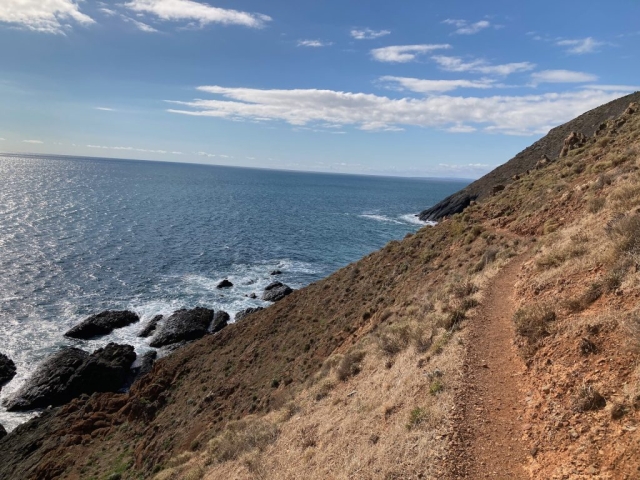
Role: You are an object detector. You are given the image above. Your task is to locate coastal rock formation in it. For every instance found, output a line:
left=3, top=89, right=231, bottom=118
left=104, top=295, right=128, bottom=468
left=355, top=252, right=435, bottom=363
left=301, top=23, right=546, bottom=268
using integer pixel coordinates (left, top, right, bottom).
left=5, top=344, right=135, bottom=411
left=262, top=282, right=293, bottom=302
left=149, top=307, right=214, bottom=347
left=211, top=311, right=230, bottom=333
left=0, top=352, right=17, bottom=390
left=235, top=307, right=264, bottom=321
left=270, top=270, right=282, bottom=275
left=0, top=423, right=5, bottom=440
left=64, top=310, right=140, bottom=339
left=419, top=91, right=640, bottom=221
left=217, top=279, right=233, bottom=289
left=138, top=314, right=163, bottom=338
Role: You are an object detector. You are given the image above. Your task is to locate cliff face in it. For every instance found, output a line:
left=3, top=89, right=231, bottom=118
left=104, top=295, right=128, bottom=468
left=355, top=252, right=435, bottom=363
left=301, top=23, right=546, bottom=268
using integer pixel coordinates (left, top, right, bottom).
left=2, top=99, right=640, bottom=480
left=419, top=91, right=640, bottom=222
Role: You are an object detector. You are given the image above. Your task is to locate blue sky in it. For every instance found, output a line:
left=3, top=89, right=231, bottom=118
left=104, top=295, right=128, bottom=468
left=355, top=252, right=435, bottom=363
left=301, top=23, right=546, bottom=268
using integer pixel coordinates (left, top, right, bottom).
left=0, top=0, right=638, bottom=178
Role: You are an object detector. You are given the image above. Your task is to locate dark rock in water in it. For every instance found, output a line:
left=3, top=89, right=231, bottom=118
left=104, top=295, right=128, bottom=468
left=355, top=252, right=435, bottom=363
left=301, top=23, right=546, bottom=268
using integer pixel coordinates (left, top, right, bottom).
left=0, top=352, right=17, bottom=390
left=4, top=348, right=88, bottom=411
left=64, top=310, right=140, bottom=339
left=262, top=282, right=293, bottom=302
left=211, top=311, right=229, bottom=333
left=235, top=307, right=264, bottom=321
left=248, top=293, right=257, bottom=299
left=137, top=350, right=157, bottom=377
left=4, top=344, right=136, bottom=412
left=265, top=281, right=284, bottom=290
left=65, top=343, right=136, bottom=400
left=123, top=350, right=157, bottom=390
left=149, top=307, right=214, bottom=348
left=138, top=314, right=163, bottom=338
left=0, top=423, right=6, bottom=440
left=270, top=270, right=282, bottom=275
left=217, top=279, right=233, bottom=289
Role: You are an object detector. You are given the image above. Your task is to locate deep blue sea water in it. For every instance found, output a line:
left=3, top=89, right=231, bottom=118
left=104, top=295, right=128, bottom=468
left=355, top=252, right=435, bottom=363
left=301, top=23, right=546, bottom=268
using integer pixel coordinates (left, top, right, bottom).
left=0, top=154, right=468, bottom=429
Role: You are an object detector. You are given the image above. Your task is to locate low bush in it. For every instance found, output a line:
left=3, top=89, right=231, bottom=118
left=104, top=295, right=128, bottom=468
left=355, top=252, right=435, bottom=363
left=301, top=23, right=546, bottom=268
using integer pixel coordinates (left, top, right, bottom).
left=377, top=324, right=412, bottom=356
left=208, top=418, right=279, bottom=464
left=336, top=350, right=366, bottom=381
left=513, top=304, right=556, bottom=346
left=573, top=384, right=606, bottom=412
left=406, top=407, right=431, bottom=430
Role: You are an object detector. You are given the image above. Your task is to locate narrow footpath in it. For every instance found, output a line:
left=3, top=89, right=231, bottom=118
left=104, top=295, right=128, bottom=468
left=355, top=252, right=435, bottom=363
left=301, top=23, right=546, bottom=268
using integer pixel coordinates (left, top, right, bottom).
left=446, top=254, right=530, bottom=479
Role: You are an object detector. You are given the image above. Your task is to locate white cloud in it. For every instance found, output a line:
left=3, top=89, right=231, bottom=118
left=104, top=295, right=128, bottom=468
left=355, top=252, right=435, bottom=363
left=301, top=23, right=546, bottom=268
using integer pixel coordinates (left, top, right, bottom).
left=531, top=70, right=598, bottom=84
left=0, top=137, right=5, bottom=141
left=446, top=125, right=477, bottom=133
left=431, top=55, right=535, bottom=75
left=443, top=19, right=491, bottom=35
left=167, top=84, right=628, bottom=136
left=86, top=144, right=182, bottom=155
left=557, top=37, right=606, bottom=54
left=99, top=8, right=117, bottom=16
left=121, top=15, right=158, bottom=32
left=297, top=39, right=332, bottom=47
left=371, top=44, right=451, bottom=63
left=123, top=0, right=271, bottom=28
left=583, top=84, right=640, bottom=92
left=95, top=107, right=115, bottom=111
left=196, top=151, right=216, bottom=157
left=381, top=76, right=495, bottom=93
left=350, top=28, right=390, bottom=40
left=0, top=0, right=94, bottom=34
left=23, top=139, right=44, bottom=144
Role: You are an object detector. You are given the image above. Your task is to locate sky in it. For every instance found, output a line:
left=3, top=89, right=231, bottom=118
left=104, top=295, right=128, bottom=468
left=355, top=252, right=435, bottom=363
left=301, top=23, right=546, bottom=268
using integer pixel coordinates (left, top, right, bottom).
left=0, top=0, right=638, bottom=178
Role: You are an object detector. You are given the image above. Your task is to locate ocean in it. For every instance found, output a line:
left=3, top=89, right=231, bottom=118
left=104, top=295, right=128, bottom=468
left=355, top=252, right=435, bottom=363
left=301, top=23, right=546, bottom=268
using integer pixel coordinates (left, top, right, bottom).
left=0, top=154, right=468, bottom=430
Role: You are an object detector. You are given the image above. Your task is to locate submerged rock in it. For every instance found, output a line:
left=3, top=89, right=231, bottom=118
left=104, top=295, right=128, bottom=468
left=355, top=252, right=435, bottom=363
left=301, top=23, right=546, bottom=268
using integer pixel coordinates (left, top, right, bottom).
left=235, top=307, right=264, bottom=321
left=262, top=281, right=293, bottom=302
left=0, top=353, right=17, bottom=390
left=64, top=310, right=140, bottom=339
left=149, top=307, right=214, bottom=348
left=270, top=270, right=282, bottom=276
left=217, top=279, right=233, bottom=289
left=5, top=343, right=136, bottom=412
left=211, top=311, right=230, bottom=333
left=138, top=314, right=163, bottom=338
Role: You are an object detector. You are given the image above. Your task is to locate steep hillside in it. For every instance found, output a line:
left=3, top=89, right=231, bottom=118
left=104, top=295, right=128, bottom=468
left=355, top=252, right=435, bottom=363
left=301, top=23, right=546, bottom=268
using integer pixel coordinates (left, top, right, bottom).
left=1, top=99, right=640, bottom=479
left=419, top=91, right=640, bottom=222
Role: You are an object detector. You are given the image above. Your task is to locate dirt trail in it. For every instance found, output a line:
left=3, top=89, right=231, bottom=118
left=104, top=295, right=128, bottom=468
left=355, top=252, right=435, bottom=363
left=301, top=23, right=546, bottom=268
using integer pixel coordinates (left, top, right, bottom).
left=446, top=254, right=530, bottom=479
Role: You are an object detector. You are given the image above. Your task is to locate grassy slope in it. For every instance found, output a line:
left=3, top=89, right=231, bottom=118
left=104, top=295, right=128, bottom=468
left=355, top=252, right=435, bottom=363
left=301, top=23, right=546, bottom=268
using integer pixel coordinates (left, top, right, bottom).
left=1, top=101, right=640, bottom=479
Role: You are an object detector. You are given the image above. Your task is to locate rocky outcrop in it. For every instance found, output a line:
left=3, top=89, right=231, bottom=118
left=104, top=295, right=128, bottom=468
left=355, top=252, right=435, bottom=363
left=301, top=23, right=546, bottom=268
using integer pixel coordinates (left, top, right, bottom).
left=5, top=344, right=135, bottom=411
left=211, top=311, right=230, bottom=333
left=149, top=307, right=214, bottom=348
left=0, top=423, right=6, bottom=440
left=64, top=310, right=140, bottom=339
left=560, top=132, right=588, bottom=157
left=262, top=282, right=293, bottom=302
left=419, top=92, right=640, bottom=221
left=138, top=315, right=163, bottom=338
left=217, top=279, right=233, bottom=289
left=235, top=307, right=264, bottom=321
left=270, top=270, right=282, bottom=275
left=0, top=353, right=17, bottom=390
